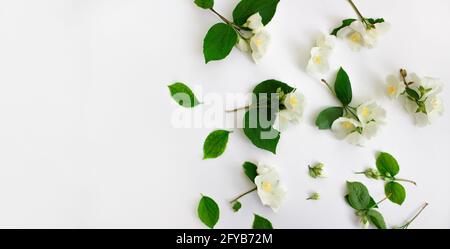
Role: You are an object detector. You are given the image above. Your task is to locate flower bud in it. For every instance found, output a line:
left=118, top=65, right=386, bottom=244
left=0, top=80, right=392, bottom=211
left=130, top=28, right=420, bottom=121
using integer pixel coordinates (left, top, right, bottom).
left=309, top=163, right=325, bottom=179
left=364, top=168, right=381, bottom=180
left=307, top=192, right=320, bottom=201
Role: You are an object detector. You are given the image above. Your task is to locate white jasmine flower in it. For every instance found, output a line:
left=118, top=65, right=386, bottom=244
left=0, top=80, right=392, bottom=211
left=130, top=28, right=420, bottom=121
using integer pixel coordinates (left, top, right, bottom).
left=306, top=34, right=335, bottom=75
left=244, top=13, right=264, bottom=33
left=250, top=30, right=271, bottom=63
left=386, top=75, right=406, bottom=99
left=316, top=34, right=336, bottom=49
left=364, top=22, right=390, bottom=48
left=357, top=101, right=386, bottom=126
left=273, top=92, right=305, bottom=131
left=400, top=74, right=444, bottom=126
left=254, top=163, right=287, bottom=212
left=403, top=94, right=444, bottom=126
left=337, top=21, right=367, bottom=51
left=307, top=47, right=332, bottom=75
left=337, top=20, right=389, bottom=51
left=331, top=117, right=365, bottom=146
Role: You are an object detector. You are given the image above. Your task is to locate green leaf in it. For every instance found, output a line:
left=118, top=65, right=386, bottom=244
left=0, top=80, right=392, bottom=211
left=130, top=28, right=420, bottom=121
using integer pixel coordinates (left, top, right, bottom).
left=334, top=67, right=353, bottom=106
left=232, top=201, right=242, bottom=212
left=368, top=197, right=379, bottom=209
left=203, top=130, right=231, bottom=159
left=252, top=79, right=295, bottom=104
left=168, top=82, right=201, bottom=108
left=243, top=110, right=280, bottom=154
left=330, top=19, right=356, bottom=36
left=233, top=0, right=280, bottom=26
left=203, top=23, right=238, bottom=63
left=198, top=195, right=220, bottom=229
left=346, top=182, right=371, bottom=211
left=194, top=0, right=214, bottom=9
left=315, top=107, right=344, bottom=130
left=243, top=162, right=258, bottom=183
left=367, top=209, right=387, bottom=229
left=406, top=88, right=420, bottom=101
left=376, top=152, right=400, bottom=177
left=366, top=18, right=385, bottom=25
left=385, top=182, right=406, bottom=205
left=243, top=80, right=294, bottom=154
left=252, top=214, right=273, bottom=229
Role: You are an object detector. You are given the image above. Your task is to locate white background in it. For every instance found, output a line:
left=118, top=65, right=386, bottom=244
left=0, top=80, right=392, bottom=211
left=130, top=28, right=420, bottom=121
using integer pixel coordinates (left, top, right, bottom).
left=0, top=0, right=449, bottom=228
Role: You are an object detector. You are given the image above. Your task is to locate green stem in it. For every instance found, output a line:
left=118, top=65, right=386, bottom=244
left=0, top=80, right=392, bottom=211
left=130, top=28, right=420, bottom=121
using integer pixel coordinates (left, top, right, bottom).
left=226, top=105, right=252, bottom=113
left=347, top=0, right=374, bottom=29
left=209, top=8, right=247, bottom=38
left=376, top=195, right=390, bottom=206
left=230, top=187, right=257, bottom=204
left=345, top=106, right=359, bottom=121
left=400, top=203, right=429, bottom=229
left=321, top=79, right=335, bottom=95
left=394, top=178, right=417, bottom=186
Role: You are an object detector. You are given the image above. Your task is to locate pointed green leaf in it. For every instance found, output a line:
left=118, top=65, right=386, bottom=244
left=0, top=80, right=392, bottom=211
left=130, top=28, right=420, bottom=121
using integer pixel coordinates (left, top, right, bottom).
left=334, top=67, right=353, bottom=106
left=346, top=181, right=371, bottom=211
left=194, top=0, right=214, bottom=9
left=366, top=18, right=385, bottom=25
left=385, top=182, right=406, bottom=205
left=168, top=82, right=200, bottom=108
left=252, top=214, right=273, bottom=229
left=203, top=23, right=238, bottom=63
left=367, top=209, right=387, bottom=229
left=315, top=107, right=344, bottom=130
left=376, top=152, right=400, bottom=177
left=243, top=162, right=258, bottom=183
left=331, top=19, right=356, bottom=36
left=198, top=195, right=220, bottom=229
left=233, top=0, right=280, bottom=26
left=203, top=130, right=231, bottom=159
left=243, top=110, right=280, bottom=154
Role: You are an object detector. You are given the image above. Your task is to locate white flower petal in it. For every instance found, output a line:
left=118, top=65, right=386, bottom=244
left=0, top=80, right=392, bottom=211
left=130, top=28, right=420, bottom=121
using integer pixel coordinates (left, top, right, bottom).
left=331, top=117, right=361, bottom=139
left=316, top=34, right=336, bottom=49
left=244, top=13, right=264, bottom=33
left=254, top=163, right=286, bottom=212
left=250, top=31, right=271, bottom=63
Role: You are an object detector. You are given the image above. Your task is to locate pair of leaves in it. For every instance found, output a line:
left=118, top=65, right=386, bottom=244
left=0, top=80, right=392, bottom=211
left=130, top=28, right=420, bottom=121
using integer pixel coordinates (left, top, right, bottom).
left=203, top=130, right=232, bottom=159
left=346, top=182, right=387, bottom=229
left=315, top=68, right=352, bottom=130
left=243, top=80, right=295, bottom=154
left=377, top=152, right=406, bottom=205
left=330, top=18, right=385, bottom=36
left=201, top=0, right=280, bottom=63
left=168, top=82, right=201, bottom=108
left=198, top=195, right=220, bottom=229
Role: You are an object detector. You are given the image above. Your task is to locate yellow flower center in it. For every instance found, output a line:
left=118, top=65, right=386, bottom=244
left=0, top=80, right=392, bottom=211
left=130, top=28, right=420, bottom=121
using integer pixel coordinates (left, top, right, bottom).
left=262, top=181, right=273, bottom=192
left=350, top=33, right=362, bottom=43
left=432, top=99, right=440, bottom=109
left=341, top=121, right=354, bottom=130
left=255, top=39, right=263, bottom=47
left=361, top=107, right=370, bottom=117
left=387, top=86, right=397, bottom=95
left=313, top=55, right=322, bottom=64
left=289, top=96, right=298, bottom=107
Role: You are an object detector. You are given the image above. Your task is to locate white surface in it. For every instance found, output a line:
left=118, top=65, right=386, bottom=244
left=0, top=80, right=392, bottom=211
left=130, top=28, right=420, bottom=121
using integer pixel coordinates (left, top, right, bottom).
left=0, top=0, right=449, bottom=228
